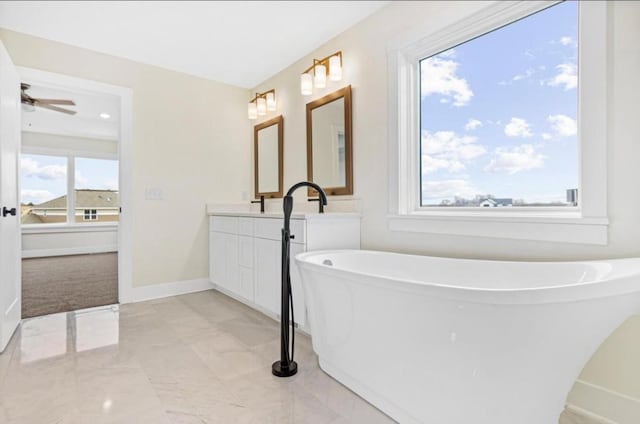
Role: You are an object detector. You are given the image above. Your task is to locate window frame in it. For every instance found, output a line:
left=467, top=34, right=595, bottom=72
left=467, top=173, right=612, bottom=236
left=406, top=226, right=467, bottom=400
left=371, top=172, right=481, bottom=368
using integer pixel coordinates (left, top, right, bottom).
left=21, top=146, right=119, bottom=229
left=387, top=0, right=608, bottom=245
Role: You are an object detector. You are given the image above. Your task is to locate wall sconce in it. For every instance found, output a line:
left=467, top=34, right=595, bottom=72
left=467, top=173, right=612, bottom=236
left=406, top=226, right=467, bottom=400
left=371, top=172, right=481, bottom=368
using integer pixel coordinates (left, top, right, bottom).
left=248, top=89, right=277, bottom=120
left=300, top=51, right=343, bottom=96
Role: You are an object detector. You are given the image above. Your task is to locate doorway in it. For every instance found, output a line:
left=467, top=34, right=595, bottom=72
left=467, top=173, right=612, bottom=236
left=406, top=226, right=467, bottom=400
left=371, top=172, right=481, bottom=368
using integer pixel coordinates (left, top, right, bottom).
left=18, top=68, right=132, bottom=316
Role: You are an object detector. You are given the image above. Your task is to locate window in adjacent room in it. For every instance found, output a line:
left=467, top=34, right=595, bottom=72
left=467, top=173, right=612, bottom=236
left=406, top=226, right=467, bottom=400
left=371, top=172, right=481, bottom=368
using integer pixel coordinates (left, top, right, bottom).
left=20, top=154, right=68, bottom=225
left=74, top=157, right=119, bottom=223
left=21, top=154, right=119, bottom=225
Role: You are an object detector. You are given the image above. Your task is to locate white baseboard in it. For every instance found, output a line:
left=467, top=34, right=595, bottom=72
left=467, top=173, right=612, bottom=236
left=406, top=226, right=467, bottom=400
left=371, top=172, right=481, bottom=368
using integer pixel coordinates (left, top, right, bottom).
left=22, top=245, right=117, bottom=258
left=120, top=278, right=213, bottom=304
left=566, top=379, right=640, bottom=424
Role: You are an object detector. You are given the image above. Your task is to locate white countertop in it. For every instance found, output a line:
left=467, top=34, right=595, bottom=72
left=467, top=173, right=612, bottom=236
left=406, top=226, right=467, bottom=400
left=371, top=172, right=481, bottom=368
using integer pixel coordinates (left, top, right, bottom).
left=208, top=210, right=360, bottom=219
left=206, top=203, right=360, bottom=219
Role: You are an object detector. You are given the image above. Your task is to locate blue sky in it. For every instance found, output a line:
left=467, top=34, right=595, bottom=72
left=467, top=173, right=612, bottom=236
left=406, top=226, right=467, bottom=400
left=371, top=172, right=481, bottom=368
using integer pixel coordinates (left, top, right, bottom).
left=420, top=1, right=578, bottom=206
left=21, top=154, right=118, bottom=205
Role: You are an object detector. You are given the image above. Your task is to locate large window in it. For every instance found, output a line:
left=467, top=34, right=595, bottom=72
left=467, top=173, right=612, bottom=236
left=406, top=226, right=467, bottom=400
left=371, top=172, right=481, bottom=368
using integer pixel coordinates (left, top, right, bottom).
left=388, top=1, right=608, bottom=244
left=21, top=153, right=119, bottom=225
left=420, top=1, right=578, bottom=207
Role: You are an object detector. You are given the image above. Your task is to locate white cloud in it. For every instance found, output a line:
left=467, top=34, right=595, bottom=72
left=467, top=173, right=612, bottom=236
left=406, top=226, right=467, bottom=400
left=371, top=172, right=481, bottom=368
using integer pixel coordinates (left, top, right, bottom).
left=484, top=144, right=545, bottom=174
left=548, top=114, right=577, bottom=136
left=464, top=119, right=483, bottom=131
left=102, top=179, right=119, bottom=191
left=504, top=117, right=533, bottom=138
left=547, top=62, right=577, bottom=91
left=541, top=133, right=552, bottom=140
left=21, top=157, right=66, bottom=180
left=560, top=36, right=574, bottom=46
left=21, top=189, right=54, bottom=204
left=513, top=68, right=535, bottom=81
left=75, top=172, right=89, bottom=187
left=422, top=156, right=464, bottom=174
left=421, top=56, right=473, bottom=106
left=422, top=131, right=487, bottom=174
left=499, top=67, right=536, bottom=86
left=421, top=179, right=478, bottom=200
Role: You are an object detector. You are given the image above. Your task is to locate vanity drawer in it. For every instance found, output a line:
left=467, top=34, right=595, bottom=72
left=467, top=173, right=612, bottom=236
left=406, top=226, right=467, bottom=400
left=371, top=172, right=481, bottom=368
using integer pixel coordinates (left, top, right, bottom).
left=210, top=216, right=238, bottom=234
left=238, top=217, right=254, bottom=236
left=254, top=217, right=306, bottom=245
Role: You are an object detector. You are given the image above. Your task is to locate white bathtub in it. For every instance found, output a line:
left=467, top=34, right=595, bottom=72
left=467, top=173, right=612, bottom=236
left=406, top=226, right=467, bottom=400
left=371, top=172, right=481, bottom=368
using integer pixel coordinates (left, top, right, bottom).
left=295, top=250, right=640, bottom=424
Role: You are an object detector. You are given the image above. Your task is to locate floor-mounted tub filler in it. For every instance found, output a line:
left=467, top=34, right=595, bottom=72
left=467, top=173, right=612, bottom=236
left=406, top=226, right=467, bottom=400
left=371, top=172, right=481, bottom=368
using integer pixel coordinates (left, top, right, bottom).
left=296, top=250, right=640, bottom=424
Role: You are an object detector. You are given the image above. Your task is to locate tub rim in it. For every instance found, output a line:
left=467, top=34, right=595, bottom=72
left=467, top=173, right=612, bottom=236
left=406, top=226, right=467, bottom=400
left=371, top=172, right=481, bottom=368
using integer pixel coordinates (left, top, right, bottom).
left=295, top=249, right=640, bottom=305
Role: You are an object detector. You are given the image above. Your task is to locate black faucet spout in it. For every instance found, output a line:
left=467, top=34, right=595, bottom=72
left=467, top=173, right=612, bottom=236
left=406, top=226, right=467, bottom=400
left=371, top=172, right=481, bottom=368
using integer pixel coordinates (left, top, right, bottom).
left=251, top=195, right=265, bottom=213
left=285, top=181, right=327, bottom=205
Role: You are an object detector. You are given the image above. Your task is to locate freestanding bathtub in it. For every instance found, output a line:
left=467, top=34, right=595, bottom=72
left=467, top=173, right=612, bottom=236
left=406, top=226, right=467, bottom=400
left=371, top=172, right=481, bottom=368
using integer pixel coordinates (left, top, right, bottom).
left=295, top=250, right=640, bottom=424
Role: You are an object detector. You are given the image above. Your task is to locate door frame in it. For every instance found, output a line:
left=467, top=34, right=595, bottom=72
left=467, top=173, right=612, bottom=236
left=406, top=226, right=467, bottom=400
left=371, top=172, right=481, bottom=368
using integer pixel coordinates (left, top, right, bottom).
left=17, top=67, right=134, bottom=303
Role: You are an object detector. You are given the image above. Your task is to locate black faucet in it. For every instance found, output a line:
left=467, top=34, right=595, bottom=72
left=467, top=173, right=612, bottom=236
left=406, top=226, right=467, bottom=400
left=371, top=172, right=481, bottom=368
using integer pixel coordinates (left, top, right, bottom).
left=251, top=195, right=265, bottom=213
left=308, top=196, right=325, bottom=213
left=272, top=181, right=327, bottom=378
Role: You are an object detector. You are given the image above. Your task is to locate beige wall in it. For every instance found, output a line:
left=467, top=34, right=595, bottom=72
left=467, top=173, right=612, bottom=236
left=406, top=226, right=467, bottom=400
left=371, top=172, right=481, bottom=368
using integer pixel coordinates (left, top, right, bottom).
left=1, top=28, right=252, bottom=287
left=250, top=0, right=640, bottom=417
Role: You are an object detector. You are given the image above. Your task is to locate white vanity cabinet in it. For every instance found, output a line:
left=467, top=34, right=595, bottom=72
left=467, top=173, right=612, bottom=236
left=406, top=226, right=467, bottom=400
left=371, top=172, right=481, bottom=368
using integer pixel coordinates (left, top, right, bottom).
left=208, top=212, right=360, bottom=330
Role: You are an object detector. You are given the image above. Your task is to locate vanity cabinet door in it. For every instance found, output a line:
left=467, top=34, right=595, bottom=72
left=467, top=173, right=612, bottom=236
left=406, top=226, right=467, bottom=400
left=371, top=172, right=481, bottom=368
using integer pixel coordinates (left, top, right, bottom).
left=239, top=267, right=254, bottom=303
left=210, top=231, right=239, bottom=295
left=254, top=237, right=280, bottom=316
left=253, top=237, right=307, bottom=326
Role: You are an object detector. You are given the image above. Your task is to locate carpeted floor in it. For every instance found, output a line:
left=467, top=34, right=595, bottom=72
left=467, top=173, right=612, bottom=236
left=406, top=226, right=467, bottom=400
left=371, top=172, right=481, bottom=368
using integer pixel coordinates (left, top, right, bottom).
left=21, top=253, right=118, bottom=318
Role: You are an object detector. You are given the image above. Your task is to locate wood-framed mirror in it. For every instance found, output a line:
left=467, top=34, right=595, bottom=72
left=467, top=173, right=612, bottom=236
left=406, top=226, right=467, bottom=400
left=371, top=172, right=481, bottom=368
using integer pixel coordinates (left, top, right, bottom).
left=254, top=115, right=283, bottom=198
left=306, top=85, right=353, bottom=196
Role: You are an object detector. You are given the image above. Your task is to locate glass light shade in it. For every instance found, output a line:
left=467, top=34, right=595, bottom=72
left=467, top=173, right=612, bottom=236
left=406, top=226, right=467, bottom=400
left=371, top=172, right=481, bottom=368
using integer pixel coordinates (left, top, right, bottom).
left=266, top=92, right=276, bottom=111
left=329, top=55, right=343, bottom=81
left=314, top=64, right=327, bottom=88
left=300, top=73, right=313, bottom=95
left=247, top=102, right=257, bottom=120
left=256, top=97, right=267, bottom=115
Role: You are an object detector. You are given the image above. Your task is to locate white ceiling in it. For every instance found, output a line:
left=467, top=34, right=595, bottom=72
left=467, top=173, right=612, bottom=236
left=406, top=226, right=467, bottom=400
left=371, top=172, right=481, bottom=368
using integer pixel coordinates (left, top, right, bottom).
left=0, top=1, right=389, bottom=88
left=22, top=84, right=119, bottom=140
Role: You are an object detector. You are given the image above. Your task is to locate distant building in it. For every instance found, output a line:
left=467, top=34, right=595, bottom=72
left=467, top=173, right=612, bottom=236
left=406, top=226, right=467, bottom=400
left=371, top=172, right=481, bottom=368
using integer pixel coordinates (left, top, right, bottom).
left=22, top=189, right=119, bottom=224
left=478, top=197, right=513, bottom=207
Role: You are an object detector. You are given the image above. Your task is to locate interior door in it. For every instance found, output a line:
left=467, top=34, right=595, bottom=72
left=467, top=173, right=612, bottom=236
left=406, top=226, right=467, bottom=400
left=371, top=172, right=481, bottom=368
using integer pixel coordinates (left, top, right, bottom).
left=0, top=40, right=22, bottom=352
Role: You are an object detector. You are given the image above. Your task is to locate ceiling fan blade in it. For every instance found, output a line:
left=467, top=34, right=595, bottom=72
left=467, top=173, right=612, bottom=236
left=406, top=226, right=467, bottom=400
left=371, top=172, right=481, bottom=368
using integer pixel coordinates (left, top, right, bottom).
left=34, top=98, right=76, bottom=106
left=36, top=103, right=77, bottom=115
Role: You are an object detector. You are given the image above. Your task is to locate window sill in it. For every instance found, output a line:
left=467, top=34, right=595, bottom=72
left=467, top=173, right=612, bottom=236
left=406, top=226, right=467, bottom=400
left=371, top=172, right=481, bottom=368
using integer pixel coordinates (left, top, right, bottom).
left=22, top=223, right=119, bottom=235
left=387, top=212, right=608, bottom=245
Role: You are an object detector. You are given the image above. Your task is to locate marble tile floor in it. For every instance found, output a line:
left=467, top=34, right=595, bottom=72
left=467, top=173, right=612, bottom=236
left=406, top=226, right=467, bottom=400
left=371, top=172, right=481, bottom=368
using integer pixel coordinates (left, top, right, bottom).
left=0, top=290, right=395, bottom=424
left=0, top=289, right=598, bottom=424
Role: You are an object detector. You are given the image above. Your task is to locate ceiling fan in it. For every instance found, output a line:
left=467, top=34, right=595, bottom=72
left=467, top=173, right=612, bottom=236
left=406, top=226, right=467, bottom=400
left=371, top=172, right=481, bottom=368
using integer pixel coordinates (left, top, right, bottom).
left=20, top=83, right=77, bottom=115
